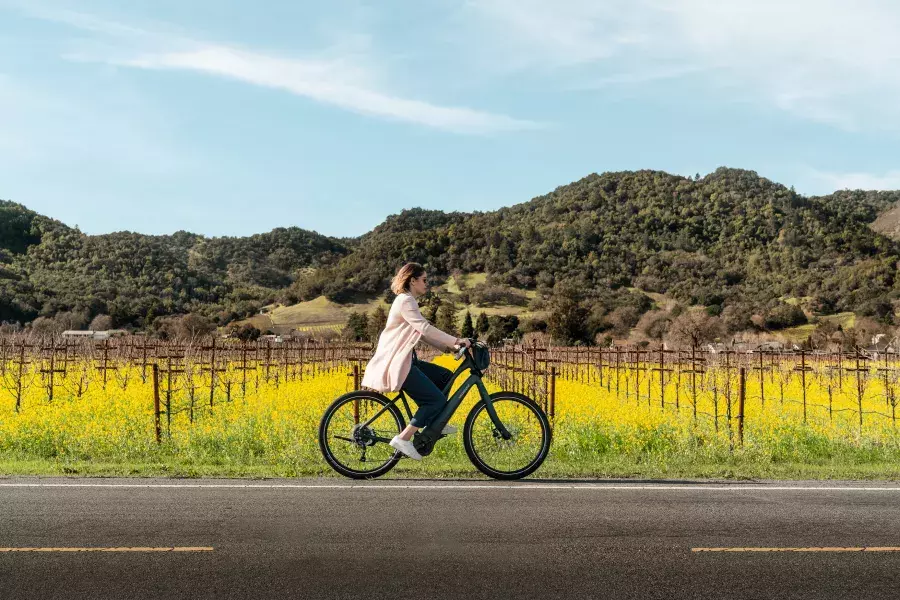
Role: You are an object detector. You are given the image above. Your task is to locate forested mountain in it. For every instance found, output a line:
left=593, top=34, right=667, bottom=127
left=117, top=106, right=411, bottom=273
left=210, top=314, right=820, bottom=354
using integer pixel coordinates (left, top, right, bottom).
left=0, top=200, right=348, bottom=327
left=3, top=168, right=900, bottom=333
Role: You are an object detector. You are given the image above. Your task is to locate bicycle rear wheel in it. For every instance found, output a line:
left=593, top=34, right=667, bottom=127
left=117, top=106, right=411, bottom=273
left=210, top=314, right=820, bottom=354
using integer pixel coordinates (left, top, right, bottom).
left=463, top=392, right=551, bottom=480
left=319, top=391, right=405, bottom=479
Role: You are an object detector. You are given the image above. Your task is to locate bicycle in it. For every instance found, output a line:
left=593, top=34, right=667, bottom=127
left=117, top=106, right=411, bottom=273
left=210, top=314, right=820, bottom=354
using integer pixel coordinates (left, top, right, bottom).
left=318, top=339, right=552, bottom=480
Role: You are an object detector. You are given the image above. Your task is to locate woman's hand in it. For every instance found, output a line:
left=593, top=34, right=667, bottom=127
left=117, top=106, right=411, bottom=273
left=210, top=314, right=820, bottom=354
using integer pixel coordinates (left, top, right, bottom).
left=455, top=338, right=472, bottom=350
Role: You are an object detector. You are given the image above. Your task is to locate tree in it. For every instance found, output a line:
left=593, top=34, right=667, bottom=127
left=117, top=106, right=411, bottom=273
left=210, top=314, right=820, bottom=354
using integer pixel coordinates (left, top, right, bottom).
left=89, top=314, right=113, bottom=331
left=436, top=302, right=458, bottom=336
left=475, top=311, right=489, bottom=334
left=720, top=304, right=753, bottom=334
left=764, top=303, right=807, bottom=330
left=809, top=319, right=839, bottom=350
left=151, top=316, right=181, bottom=340
left=605, top=306, right=640, bottom=338
left=486, top=315, right=520, bottom=345
left=665, top=310, right=723, bottom=347
left=233, top=323, right=261, bottom=342
left=30, top=316, right=62, bottom=335
left=460, top=311, right=475, bottom=338
left=636, top=310, right=672, bottom=342
left=425, top=294, right=441, bottom=322
left=547, top=294, right=589, bottom=345
left=178, top=313, right=216, bottom=340
left=839, top=317, right=890, bottom=351
left=343, top=311, right=369, bottom=342
left=367, top=306, right=387, bottom=345
left=54, top=310, right=89, bottom=331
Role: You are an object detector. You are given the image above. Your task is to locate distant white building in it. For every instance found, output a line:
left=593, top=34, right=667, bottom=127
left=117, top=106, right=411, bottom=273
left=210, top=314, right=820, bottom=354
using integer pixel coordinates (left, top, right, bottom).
left=61, top=330, right=93, bottom=338
left=864, top=333, right=898, bottom=359
left=61, top=330, right=128, bottom=340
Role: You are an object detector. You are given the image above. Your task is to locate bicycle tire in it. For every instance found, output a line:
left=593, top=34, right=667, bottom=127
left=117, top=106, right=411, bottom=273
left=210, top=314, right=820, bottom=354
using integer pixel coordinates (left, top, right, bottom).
left=319, top=391, right=405, bottom=480
left=463, top=391, right=552, bottom=480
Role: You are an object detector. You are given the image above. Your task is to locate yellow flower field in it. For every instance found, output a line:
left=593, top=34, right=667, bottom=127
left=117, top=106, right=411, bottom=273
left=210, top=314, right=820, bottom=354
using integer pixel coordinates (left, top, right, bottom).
left=2, top=355, right=900, bottom=478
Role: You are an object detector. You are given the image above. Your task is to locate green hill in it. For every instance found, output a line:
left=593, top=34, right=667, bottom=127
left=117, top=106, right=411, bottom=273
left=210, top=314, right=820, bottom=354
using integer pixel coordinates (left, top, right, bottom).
left=3, top=167, right=900, bottom=333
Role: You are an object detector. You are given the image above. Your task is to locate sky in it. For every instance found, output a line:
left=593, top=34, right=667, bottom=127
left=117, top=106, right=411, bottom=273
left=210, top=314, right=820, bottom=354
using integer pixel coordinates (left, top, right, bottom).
left=1, top=0, right=899, bottom=239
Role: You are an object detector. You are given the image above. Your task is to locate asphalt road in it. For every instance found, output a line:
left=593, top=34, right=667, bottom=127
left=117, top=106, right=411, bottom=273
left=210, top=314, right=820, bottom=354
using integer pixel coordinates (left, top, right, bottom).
left=2, top=478, right=900, bottom=599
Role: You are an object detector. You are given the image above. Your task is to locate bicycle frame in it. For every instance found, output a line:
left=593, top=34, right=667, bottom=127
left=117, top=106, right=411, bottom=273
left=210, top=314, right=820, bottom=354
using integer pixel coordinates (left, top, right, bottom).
left=357, top=346, right=512, bottom=447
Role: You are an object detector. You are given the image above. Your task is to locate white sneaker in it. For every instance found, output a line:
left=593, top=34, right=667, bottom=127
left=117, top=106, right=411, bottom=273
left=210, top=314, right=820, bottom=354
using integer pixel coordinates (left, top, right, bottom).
left=389, top=435, right=423, bottom=460
left=441, top=424, right=457, bottom=435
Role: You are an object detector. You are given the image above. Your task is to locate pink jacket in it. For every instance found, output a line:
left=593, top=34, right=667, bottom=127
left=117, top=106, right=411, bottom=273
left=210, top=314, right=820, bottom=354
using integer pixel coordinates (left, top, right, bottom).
left=361, top=292, right=458, bottom=393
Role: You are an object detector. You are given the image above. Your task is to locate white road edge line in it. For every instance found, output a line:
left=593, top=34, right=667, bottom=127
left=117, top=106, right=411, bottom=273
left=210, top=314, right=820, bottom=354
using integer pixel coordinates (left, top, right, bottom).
left=1, top=483, right=899, bottom=491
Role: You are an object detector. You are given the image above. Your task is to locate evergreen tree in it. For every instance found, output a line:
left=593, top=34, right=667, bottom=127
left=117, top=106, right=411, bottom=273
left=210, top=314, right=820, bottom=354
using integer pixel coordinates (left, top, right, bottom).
left=461, top=311, right=474, bottom=338
left=367, top=306, right=387, bottom=345
left=425, top=294, right=442, bottom=322
left=343, top=311, right=369, bottom=342
left=436, top=302, right=458, bottom=336
left=476, top=311, right=489, bottom=334
left=547, top=292, right=589, bottom=345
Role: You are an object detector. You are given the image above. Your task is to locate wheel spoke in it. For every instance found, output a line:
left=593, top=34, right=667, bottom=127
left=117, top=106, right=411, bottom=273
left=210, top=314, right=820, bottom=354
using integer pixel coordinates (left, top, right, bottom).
left=322, top=395, right=402, bottom=475
left=467, top=397, right=548, bottom=476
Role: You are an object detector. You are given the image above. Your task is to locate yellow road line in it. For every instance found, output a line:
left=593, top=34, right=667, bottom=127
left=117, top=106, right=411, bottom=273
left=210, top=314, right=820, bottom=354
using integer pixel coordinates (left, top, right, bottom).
left=693, top=547, right=900, bottom=553
left=0, top=547, right=213, bottom=552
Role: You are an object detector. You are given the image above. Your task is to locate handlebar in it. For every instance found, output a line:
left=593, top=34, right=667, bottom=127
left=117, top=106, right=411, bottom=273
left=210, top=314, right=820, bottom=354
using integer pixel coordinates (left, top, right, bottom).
left=453, top=338, right=475, bottom=360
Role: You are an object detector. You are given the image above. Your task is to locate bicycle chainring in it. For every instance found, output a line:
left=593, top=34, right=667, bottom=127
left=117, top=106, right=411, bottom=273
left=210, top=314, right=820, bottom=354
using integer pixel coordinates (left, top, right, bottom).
left=351, top=424, right=378, bottom=447
left=412, top=432, right=437, bottom=457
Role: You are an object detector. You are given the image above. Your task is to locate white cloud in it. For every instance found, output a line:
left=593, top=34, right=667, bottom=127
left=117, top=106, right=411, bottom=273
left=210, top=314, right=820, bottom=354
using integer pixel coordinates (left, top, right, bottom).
left=118, top=45, right=540, bottom=134
left=572, top=65, right=707, bottom=90
left=468, top=0, right=900, bottom=130
left=811, top=169, right=900, bottom=192
left=21, top=6, right=538, bottom=135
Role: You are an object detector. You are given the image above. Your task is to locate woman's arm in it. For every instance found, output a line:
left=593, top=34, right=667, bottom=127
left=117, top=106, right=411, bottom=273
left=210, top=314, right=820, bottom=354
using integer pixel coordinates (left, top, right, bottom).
left=399, top=296, right=458, bottom=352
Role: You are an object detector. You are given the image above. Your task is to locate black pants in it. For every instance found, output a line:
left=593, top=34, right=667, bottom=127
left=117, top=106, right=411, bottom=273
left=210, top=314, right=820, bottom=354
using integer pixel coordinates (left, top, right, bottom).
left=401, top=350, right=453, bottom=428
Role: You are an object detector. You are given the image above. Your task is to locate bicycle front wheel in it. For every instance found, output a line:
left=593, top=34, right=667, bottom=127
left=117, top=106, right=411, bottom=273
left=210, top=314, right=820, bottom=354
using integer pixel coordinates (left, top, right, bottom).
left=319, top=391, right=405, bottom=479
left=463, top=392, right=551, bottom=480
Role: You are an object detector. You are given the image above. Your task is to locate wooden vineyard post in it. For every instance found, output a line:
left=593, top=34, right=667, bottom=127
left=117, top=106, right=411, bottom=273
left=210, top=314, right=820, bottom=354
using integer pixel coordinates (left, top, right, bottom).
left=12, top=341, right=30, bottom=412
left=40, top=338, right=66, bottom=403
left=853, top=347, right=867, bottom=433
left=636, top=349, right=644, bottom=406
left=738, top=367, right=746, bottom=447
left=877, top=350, right=892, bottom=411
left=759, top=349, right=765, bottom=407
left=135, top=339, right=155, bottom=383
left=202, top=338, right=227, bottom=407
left=838, top=350, right=844, bottom=391
left=235, top=343, right=254, bottom=397
left=750, top=349, right=768, bottom=408
left=597, top=347, right=603, bottom=389
left=162, top=354, right=184, bottom=436
left=651, top=346, right=673, bottom=410
left=724, top=351, right=733, bottom=447
left=683, top=345, right=706, bottom=422
left=793, top=349, right=814, bottom=423
left=647, top=344, right=666, bottom=410
left=615, top=347, right=621, bottom=399
left=300, top=339, right=307, bottom=381
left=549, top=365, right=556, bottom=420
left=841, top=346, right=870, bottom=433
left=152, top=363, right=161, bottom=444
left=94, top=339, right=116, bottom=389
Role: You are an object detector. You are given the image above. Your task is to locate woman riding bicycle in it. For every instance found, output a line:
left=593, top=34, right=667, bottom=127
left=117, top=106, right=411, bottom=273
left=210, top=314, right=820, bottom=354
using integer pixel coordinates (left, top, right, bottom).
left=360, top=262, right=472, bottom=461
